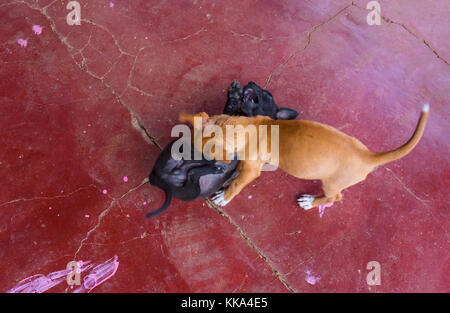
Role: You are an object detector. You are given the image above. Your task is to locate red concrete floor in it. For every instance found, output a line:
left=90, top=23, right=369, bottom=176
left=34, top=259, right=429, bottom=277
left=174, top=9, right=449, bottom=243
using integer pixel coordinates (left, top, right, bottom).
left=0, top=0, right=448, bottom=293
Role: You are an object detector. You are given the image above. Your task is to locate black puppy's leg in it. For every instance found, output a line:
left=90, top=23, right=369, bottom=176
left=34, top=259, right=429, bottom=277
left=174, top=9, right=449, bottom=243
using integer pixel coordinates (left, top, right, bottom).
left=183, top=165, right=225, bottom=199
left=187, top=165, right=225, bottom=183
left=168, top=160, right=215, bottom=187
left=223, top=81, right=243, bottom=115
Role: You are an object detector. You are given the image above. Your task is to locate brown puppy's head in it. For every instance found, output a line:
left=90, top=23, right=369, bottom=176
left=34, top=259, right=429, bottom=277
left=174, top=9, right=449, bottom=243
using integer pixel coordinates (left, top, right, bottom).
left=179, top=112, right=236, bottom=162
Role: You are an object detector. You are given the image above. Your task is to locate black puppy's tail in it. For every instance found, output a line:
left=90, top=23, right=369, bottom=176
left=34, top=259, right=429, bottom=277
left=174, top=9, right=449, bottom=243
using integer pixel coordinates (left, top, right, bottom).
left=146, top=177, right=172, bottom=218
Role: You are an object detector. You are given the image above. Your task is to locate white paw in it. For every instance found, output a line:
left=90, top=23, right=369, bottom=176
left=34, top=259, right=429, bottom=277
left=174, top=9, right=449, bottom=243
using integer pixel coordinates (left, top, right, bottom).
left=297, top=194, right=315, bottom=210
left=211, top=190, right=230, bottom=207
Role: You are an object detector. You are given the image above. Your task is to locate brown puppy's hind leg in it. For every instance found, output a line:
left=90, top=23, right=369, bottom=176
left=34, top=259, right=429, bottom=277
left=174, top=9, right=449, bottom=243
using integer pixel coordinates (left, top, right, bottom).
left=297, top=181, right=343, bottom=210
left=312, top=192, right=343, bottom=208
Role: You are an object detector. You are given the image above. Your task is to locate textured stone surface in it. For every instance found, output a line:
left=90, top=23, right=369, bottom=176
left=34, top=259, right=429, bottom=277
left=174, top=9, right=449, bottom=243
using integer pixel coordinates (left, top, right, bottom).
left=0, top=0, right=448, bottom=292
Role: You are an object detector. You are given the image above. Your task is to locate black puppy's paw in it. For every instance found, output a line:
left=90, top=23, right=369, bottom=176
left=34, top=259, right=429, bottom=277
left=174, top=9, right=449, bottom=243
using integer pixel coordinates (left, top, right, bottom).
left=224, top=81, right=243, bottom=115
left=228, top=81, right=242, bottom=100
left=169, top=169, right=186, bottom=187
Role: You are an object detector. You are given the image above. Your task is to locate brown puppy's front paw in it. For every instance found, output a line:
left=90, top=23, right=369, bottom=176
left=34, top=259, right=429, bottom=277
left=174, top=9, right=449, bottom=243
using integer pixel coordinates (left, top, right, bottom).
left=211, top=190, right=230, bottom=206
left=297, top=194, right=315, bottom=210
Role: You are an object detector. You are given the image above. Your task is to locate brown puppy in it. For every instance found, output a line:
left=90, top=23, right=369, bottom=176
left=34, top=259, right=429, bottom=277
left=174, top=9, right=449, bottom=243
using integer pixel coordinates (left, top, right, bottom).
left=180, top=104, right=429, bottom=209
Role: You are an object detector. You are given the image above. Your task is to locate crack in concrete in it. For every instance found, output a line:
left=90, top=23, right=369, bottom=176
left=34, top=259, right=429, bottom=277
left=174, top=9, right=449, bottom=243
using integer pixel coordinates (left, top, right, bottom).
left=130, top=112, right=163, bottom=149
left=382, top=166, right=447, bottom=235
left=78, top=21, right=158, bottom=99
left=101, top=53, right=123, bottom=80
left=382, top=18, right=450, bottom=66
left=285, top=230, right=302, bottom=236
left=7, top=1, right=162, bottom=149
left=265, top=1, right=448, bottom=88
left=83, top=231, right=161, bottom=247
left=124, top=47, right=157, bottom=98
left=351, top=2, right=449, bottom=66
left=0, top=184, right=100, bottom=208
left=230, top=30, right=267, bottom=43
left=383, top=167, right=430, bottom=205
left=265, top=2, right=353, bottom=88
left=80, top=18, right=135, bottom=58
left=171, top=27, right=207, bottom=42
left=231, top=273, right=248, bottom=293
left=205, top=199, right=296, bottom=293
left=72, top=178, right=149, bottom=261
left=4, top=4, right=166, bottom=258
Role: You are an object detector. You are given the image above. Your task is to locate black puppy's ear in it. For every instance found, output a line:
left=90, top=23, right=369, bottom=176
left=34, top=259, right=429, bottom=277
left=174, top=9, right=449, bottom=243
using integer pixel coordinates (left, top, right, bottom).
left=276, top=108, right=299, bottom=120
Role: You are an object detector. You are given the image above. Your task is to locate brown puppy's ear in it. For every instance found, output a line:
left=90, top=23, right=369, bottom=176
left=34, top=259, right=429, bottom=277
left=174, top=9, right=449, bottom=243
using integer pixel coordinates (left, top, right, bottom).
left=179, top=112, right=209, bottom=126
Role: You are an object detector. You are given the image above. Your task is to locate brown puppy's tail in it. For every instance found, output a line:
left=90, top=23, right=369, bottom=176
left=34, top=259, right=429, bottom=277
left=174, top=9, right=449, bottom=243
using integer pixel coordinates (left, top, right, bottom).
left=369, top=104, right=429, bottom=167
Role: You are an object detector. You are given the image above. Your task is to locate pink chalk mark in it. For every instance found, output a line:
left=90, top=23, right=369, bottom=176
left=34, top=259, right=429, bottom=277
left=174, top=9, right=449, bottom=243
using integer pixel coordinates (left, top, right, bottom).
left=17, top=38, right=27, bottom=47
left=48, top=206, right=52, bottom=210
left=88, top=123, right=92, bottom=127
left=318, top=202, right=334, bottom=218
left=109, top=2, right=114, bottom=8
left=82, top=130, right=86, bottom=134
left=305, top=269, right=321, bottom=285
left=7, top=261, right=93, bottom=293
left=74, top=256, right=119, bottom=293
left=102, top=189, right=108, bottom=194
left=77, top=260, right=91, bottom=267
left=248, top=195, right=252, bottom=199
left=32, top=25, right=43, bottom=35
left=123, top=176, right=128, bottom=182
left=84, top=214, right=90, bottom=218
left=143, top=201, right=147, bottom=205
left=7, top=256, right=118, bottom=294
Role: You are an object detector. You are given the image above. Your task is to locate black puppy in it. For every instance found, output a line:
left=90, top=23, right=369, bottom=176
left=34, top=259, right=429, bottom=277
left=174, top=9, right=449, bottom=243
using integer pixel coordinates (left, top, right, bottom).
left=224, top=81, right=298, bottom=120
left=147, top=142, right=239, bottom=217
left=146, top=81, right=298, bottom=217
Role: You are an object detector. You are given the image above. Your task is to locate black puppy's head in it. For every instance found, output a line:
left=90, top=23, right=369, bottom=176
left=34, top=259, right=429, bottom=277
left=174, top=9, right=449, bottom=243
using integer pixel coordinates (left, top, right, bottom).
left=226, top=81, right=298, bottom=120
